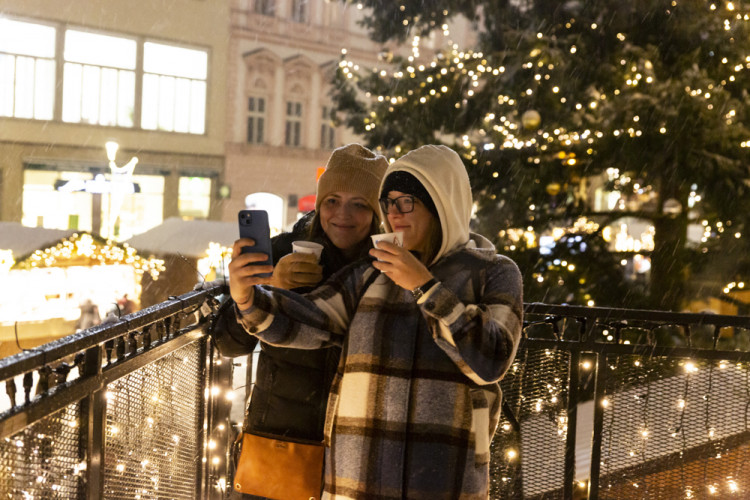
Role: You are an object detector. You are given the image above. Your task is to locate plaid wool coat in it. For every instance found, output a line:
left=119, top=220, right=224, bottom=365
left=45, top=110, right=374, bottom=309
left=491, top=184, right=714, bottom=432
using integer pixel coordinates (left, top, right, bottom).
left=237, top=234, right=523, bottom=499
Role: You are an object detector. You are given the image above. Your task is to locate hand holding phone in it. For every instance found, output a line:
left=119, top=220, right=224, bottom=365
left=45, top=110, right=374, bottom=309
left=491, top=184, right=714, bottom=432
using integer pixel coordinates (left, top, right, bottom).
left=238, top=209, right=273, bottom=276
left=228, top=210, right=274, bottom=309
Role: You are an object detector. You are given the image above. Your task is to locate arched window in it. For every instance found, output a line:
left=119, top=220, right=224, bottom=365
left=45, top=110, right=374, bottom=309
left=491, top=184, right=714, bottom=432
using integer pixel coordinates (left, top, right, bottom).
left=243, top=49, right=279, bottom=145
left=283, top=56, right=314, bottom=148
left=244, top=192, right=284, bottom=235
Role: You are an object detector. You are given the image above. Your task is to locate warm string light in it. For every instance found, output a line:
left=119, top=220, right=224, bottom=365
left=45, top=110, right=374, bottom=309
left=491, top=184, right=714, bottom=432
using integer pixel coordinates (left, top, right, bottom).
left=14, top=233, right=165, bottom=280
left=0, top=249, right=14, bottom=273
left=723, top=281, right=746, bottom=294
left=342, top=12, right=748, bottom=288
left=197, top=242, right=232, bottom=280
left=341, top=4, right=750, bottom=159
left=338, top=5, right=748, bottom=300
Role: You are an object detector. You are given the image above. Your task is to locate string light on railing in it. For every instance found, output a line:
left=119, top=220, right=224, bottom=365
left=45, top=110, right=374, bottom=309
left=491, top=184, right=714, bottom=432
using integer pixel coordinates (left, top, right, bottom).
left=684, top=361, right=699, bottom=373
left=217, top=477, right=227, bottom=492
left=728, top=479, right=739, bottom=492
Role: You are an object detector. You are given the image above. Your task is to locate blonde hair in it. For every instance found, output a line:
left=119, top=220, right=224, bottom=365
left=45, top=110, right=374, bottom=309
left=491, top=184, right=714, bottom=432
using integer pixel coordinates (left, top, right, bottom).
left=420, top=215, right=443, bottom=265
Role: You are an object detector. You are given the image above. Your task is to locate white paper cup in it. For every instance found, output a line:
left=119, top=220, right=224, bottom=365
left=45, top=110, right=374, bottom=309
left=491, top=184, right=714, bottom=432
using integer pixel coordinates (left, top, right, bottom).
left=371, top=231, right=404, bottom=249
left=292, top=241, right=324, bottom=261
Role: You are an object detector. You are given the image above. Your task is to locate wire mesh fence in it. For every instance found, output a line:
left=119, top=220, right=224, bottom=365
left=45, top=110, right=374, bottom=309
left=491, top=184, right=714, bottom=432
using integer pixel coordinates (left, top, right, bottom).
left=489, top=305, right=750, bottom=499
left=102, top=341, right=205, bottom=499
left=0, top=403, right=82, bottom=498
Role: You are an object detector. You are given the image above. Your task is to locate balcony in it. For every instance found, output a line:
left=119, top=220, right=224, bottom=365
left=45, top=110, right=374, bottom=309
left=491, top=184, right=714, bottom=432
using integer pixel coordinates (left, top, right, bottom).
left=2, top=285, right=749, bottom=499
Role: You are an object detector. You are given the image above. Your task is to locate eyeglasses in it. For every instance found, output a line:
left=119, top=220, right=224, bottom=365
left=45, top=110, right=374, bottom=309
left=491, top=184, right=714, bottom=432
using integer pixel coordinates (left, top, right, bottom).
left=379, top=195, right=415, bottom=214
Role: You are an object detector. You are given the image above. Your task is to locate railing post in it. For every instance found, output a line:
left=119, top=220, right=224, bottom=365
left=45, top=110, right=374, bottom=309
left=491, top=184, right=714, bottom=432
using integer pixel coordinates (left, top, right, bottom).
left=564, top=349, right=580, bottom=500
left=81, top=343, right=105, bottom=499
left=588, top=350, right=607, bottom=499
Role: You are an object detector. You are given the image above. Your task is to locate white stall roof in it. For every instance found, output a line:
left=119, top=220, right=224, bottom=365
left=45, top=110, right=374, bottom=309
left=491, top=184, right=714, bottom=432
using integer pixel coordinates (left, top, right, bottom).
left=125, top=217, right=238, bottom=258
left=0, top=222, right=77, bottom=257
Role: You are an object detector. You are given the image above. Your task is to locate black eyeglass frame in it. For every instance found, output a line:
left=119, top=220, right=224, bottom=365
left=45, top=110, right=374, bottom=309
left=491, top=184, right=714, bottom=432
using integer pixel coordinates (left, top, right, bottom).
left=379, top=195, right=416, bottom=214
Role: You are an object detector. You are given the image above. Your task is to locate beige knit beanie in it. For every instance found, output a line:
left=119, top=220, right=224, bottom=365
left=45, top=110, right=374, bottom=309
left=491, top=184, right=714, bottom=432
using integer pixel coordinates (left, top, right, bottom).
left=315, top=144, right=388, bottom=223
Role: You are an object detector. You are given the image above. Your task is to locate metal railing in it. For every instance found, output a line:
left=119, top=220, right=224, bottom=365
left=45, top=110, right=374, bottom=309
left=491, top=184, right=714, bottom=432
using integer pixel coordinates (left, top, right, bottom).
left=0, top=284, right=230, bottom=499
left=493, top=304, right=750, bottom=499
left=2, top=288, right=750, bottom=499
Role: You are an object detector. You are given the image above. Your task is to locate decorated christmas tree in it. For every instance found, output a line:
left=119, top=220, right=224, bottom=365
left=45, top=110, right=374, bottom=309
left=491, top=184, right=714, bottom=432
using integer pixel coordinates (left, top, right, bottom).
left=333, top=0, right=750, bottom=310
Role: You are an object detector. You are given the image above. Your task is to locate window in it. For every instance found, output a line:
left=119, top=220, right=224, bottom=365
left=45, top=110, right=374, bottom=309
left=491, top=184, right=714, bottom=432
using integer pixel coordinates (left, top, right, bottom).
left=0, top=18, right=56, bottom=120
left=320, top=106, right=335, bottom=150
left=285, top=101, right=302, bottom=147
left=179, top=176, right=211, bottom=219
left=3, top=19, right=208, bottom=135
left=254, top=0, right=275, bottom=16
left=21, top=169, right=164, bottom=240
left=141, top=42, right=207, bottom=134
left=291, top=0, right=308, bottom=23
left=23, top=170, right=93, bottom=230
left=321, top=1, right=341, bottom=27
left=247, top=96, right=265, bottom=144
left=62, top=29, right=136, bottom=127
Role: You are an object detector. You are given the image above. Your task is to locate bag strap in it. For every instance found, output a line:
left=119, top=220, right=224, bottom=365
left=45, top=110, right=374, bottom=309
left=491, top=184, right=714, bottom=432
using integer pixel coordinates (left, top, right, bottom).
left=231, top=429, right=244, bottom=473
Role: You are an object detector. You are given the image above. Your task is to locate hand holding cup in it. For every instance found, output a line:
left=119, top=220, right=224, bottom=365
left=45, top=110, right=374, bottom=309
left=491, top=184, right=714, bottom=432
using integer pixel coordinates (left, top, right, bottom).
left=270, top=241, right=324, bottom=290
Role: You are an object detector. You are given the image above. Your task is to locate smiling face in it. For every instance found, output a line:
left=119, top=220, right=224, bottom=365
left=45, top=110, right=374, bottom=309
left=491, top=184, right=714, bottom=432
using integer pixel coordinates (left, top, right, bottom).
left=383, top=190, right=437, bottom=254
left=319, top=192, right=375, bottom=255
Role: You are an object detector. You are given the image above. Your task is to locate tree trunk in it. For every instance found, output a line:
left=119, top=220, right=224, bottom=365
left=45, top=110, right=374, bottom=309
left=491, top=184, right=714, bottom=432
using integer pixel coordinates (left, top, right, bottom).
left=650, top=214, right=689, bottom=310
left=649, top=168, right=689, bottom=311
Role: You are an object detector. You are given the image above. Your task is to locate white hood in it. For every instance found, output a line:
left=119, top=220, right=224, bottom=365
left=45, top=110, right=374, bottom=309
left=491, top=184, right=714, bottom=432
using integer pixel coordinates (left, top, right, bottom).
left=380, top=145, right=477, bottom=265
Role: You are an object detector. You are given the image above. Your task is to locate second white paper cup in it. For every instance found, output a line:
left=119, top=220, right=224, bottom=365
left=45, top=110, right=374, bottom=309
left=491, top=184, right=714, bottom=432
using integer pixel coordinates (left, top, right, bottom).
left=371, top=231, right=404, bottom=249
left=292, top=241, right=324, bottom=261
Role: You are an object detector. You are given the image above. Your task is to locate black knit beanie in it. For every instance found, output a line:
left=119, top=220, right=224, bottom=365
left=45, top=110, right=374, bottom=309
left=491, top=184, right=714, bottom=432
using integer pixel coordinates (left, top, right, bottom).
left=380, top=171, right=438, bottom=217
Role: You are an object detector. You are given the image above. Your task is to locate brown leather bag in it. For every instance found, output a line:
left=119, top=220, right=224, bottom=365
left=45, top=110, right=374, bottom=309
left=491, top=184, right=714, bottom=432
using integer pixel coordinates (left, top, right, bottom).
left=233, top=431, right=325, bottom=500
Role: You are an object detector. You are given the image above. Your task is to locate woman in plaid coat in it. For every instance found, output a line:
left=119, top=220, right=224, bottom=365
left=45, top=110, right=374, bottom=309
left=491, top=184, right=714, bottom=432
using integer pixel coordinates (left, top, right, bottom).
left=229, top=145, right=523, bottom=499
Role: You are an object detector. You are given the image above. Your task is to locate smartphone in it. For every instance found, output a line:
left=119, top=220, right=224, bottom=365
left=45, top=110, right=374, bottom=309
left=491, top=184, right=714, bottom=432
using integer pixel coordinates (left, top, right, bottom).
left=238, top=209, right=273, bottom=278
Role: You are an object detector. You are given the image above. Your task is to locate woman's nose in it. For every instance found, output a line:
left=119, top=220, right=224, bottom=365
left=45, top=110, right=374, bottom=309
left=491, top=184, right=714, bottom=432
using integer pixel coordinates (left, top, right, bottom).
left=336, top=203, right=353, bottom=216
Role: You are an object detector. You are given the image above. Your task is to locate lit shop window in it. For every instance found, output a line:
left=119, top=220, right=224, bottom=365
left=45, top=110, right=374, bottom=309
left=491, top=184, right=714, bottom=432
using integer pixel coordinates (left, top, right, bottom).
left=23, top=170, right=94, bottom=230
left=141, top=42, right=207, bottom=134
left=22, top=169, right=164, bottom=241
left=179, top=176, right=212, bottom=219
left=62, top=29, right=136, bottom=127
left=0, top=18, right=56, bottom=120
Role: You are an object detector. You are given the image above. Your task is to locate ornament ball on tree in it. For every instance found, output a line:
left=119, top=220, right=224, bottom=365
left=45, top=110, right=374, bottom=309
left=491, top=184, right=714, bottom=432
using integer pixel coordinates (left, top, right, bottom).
left=522, top=109, right=541, bottom=130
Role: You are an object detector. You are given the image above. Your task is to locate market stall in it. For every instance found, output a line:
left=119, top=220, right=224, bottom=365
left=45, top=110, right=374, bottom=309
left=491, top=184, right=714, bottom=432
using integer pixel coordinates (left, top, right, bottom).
left=0, top=222, right=164, bottom=357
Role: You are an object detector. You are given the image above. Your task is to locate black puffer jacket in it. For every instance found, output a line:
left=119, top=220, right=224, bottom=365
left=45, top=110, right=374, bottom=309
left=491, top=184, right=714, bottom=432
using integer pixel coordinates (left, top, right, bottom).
left=211, top=212, right=362, bottom=441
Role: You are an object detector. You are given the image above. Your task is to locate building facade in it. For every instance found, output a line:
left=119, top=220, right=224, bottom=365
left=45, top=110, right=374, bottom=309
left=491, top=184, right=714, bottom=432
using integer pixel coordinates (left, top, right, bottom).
left=1, top=0, right=473, bottom=236
left=222, top=0, right=390, bottom=232
left=0, top=0, right=229, bottom=240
